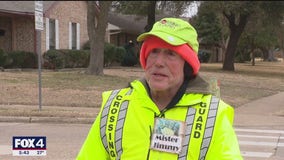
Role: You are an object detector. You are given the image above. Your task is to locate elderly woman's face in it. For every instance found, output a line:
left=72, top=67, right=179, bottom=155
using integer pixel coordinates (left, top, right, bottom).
left=145, top=48, right=185, bottom=92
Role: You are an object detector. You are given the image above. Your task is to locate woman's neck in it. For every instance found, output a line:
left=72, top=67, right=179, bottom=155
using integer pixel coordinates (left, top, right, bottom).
left=150, top=89, right=177, bottom=111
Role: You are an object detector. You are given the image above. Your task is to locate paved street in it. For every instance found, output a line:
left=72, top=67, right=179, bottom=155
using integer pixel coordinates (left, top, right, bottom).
left=236, top=127, right=284, bottom=160
left=1, top=122, right=284, bottom=160
left=0, top=122, right=92, bottom=160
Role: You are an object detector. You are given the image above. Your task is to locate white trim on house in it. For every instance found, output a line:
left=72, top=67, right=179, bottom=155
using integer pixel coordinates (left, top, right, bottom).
left=68, top=22, right=72, bottom=49
left=45, top=18, right=49, bottom=51
left=106, top=23, right=121, bottom=43
left=76, top=23, right=80, bottom=50
left=55, top=19, right=59, bottom=49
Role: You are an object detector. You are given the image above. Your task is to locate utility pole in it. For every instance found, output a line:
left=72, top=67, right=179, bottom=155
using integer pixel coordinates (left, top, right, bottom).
left=35, top=1, right=43, bottom=111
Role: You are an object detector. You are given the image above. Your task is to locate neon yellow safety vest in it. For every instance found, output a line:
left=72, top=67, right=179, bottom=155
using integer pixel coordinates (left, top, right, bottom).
left=77, top=79, right=243, bottom=160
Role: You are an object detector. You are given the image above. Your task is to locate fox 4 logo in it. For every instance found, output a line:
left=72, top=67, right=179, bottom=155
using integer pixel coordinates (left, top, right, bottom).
left=13, top=136, right=46, bottom=149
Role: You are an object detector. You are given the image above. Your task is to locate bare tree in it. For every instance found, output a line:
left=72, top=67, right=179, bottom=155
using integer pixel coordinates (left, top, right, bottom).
left=87, top=1, right=112, bottom=75
left=112, top=1, right=193, bottom=32
left=144, top=1, right=157, bottom=32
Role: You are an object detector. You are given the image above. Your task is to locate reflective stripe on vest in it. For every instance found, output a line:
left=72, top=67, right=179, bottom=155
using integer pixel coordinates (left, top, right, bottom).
left=198, top=96, right=219, bottom=160
left=100, top=89, right=132, bottom=159
left=178, top=107, right=196, bottom=160
left=100, top=89, right=120, bottom=153
left=101, top=92, right=219, bottom=160
left=178, top=96, right=219, bottom=160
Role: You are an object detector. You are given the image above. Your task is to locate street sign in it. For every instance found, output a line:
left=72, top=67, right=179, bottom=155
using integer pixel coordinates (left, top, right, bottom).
left=35, top=11, right=43, bottom=31
left=34, top=1, right=43, bottom=31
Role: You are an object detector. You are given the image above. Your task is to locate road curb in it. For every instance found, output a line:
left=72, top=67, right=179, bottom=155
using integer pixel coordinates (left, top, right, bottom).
left=0, top=116, right=94, bottom=124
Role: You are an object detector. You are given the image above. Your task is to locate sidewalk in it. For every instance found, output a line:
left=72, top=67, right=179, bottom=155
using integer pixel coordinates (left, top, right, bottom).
left=0, top=105, right=99, bottom=124
left=234, top=91, right=284, bottom=129
left=234, top=92, right=284, bottom=159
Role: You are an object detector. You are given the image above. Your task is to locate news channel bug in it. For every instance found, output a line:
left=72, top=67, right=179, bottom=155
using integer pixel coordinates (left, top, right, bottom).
left=12, top=136, right=46, bottom=156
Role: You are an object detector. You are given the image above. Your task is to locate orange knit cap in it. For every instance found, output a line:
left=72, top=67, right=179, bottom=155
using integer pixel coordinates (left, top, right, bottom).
left=139, top=36, right=200, bottom=75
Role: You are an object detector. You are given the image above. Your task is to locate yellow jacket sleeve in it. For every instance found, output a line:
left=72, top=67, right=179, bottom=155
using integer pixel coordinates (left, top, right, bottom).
left=206, top=100, right=243, bottom=160
left=77, top=91, right=113, bottom=160
left=76, top=112, right=109, bottom=160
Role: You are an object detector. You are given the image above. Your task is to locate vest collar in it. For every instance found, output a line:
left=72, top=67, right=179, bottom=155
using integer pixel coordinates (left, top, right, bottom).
left=129, top=75, right=212, bottom=107
left=132, top=75, right=212, bottom=95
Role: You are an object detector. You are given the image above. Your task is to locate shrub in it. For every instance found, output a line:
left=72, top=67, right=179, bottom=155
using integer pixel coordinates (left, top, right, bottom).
left=115, top=46, right=126, bottom=63
left=104, top=42, right=117, bottom=66
left=43, top=41, right=128, bottom=69
left=0, top=49, right=7, bottom=67
left=43, top=49, right=65, bottom=69
left=62, top=49, right=90, bottom=68
left=5, top=51, right=37, bottom=68
left=43, top=49, right=90, bottom=69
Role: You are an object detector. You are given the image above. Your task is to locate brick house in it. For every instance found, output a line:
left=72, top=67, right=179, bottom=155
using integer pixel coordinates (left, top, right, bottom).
left=0, top=1, right=192, bottom=58
left=0, top=1, right=88, bottom=54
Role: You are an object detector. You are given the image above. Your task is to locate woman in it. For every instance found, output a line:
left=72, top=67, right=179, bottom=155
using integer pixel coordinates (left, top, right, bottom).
left=77, top=17, right=243, bottom=160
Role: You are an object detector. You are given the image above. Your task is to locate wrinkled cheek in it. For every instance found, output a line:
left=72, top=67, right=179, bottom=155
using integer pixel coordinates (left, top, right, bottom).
left=144, top=70, right=151, bottom=82
left=145, top=61, right=154, bottom=70
left=173, top=74, right=183, bottom=83
left=144, top=62, right=154, bottom=78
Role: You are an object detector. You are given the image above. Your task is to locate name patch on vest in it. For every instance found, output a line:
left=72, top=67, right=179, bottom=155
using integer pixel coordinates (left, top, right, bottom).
left=150, top=118, right=185, bottom=154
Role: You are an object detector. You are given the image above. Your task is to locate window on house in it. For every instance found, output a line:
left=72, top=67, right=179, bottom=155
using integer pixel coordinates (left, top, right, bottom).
left=49, top=19, right=55, bottom=49
left=71, top=23, right=77, bottom=50
left=69, top=22, right=80, bottom=50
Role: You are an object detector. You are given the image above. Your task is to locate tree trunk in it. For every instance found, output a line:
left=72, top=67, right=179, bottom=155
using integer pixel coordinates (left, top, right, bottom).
left=251, top=51, right=255, bottom=66
left=144, top=1, right=156, bottom=32
left=87, top=1, right=111, bottom=75
left=222, top=12, right=249, bottom=71
left=223, top=28, right=241, bottom=70
left=220, top=36, right=229, bottom=62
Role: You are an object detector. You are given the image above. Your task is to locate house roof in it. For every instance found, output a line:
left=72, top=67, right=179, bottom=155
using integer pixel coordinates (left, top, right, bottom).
left=0, top=1, right=55, bottom=15
left=108, top=12, right=173, bottom=35
left=108, top=12, right=145, bottom=35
